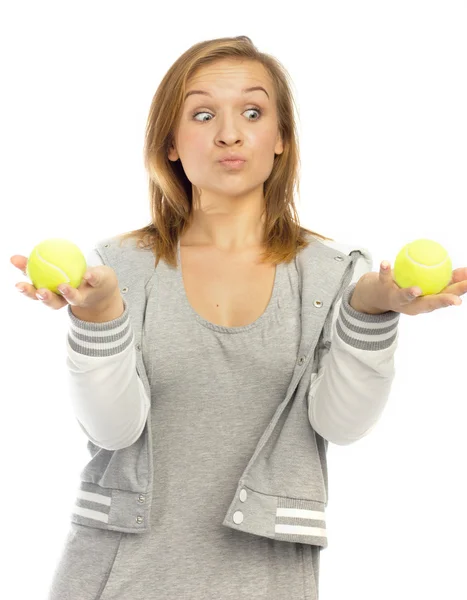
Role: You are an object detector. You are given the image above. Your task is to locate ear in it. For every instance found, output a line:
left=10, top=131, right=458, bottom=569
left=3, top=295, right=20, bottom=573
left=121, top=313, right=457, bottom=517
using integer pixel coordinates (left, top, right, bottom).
left=168, top=140, right=179, bottom=162
left=274, top=132, right=284, bottom=156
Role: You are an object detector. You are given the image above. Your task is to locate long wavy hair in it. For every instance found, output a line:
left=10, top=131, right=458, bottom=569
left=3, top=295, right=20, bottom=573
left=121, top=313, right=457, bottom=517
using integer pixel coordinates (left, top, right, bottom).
left=118, top=35, right=333, bottom=268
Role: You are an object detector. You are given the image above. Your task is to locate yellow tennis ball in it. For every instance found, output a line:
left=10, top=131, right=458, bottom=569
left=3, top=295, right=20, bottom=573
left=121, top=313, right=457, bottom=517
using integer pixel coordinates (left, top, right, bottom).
left=393, top=238, right=452, bottom=296
left=26, top=238, right=87, bottom=295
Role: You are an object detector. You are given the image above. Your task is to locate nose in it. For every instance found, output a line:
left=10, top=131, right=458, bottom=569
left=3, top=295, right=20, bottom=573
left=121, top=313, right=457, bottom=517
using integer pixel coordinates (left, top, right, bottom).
left=215, top=113, right=244, bottom=146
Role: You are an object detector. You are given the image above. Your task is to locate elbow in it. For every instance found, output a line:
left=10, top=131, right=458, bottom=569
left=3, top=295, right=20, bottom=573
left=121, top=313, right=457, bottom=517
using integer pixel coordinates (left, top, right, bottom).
left=326, top=421, right=378, bottom=446
left=110, top=409, right=149, bottom=450
left=328, top=435, right=360, bottom=446
left=311, top=415, right=378, bottom=447
left=82, top=404, right=149, bottom=451
left=100, top=428, right=145, bottom=451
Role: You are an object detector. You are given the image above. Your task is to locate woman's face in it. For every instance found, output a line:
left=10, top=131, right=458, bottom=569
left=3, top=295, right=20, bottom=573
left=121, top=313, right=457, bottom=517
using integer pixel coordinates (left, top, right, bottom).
left=168, top=59, right=284, bottom=204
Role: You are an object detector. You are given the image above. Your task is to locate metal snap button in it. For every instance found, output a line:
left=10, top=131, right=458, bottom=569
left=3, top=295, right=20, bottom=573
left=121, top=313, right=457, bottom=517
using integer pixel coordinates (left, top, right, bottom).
left=298, top=357, right=305, bottom=365
left=233, top=511, right=244, bottom=524
left=136, top=516, right=143, bottom=524
left=334, top=255, right=344, bottom=262
left=313, top=300, right=323, bottom=308
left=121, top=287, right=128, bottom=293
left=138, top=494, right=145, bottom=503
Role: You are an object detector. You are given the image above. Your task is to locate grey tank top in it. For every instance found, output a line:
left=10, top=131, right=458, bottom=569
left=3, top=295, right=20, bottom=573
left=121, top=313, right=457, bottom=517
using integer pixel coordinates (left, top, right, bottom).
left=98, top=239, right=318, bottom=600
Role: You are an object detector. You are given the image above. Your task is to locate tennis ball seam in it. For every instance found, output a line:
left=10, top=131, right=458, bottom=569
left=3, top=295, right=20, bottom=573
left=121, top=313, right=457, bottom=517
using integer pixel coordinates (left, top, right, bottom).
left=33, top=248, right=71, bottom=283
left=404, top=247, right=450, bottom=269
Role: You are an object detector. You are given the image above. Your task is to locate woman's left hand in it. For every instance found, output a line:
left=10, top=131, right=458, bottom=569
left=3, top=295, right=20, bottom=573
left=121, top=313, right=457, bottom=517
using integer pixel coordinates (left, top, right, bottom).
left=351, top=262, right=467, bottom=316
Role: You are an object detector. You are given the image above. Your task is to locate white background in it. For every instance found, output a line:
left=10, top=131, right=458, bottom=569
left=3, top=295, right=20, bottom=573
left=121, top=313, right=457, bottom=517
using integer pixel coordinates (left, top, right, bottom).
left=1, top=1, right=466, bottom=598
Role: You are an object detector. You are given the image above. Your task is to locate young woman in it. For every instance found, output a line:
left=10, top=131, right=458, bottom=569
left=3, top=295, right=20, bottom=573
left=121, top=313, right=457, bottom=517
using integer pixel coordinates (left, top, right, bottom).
left=12, top=35, right=466, bottom=600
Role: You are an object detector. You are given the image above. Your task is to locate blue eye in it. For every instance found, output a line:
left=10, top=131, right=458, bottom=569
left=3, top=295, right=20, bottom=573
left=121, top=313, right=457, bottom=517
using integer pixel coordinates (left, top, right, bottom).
left=192, top=107, right=262, bottom=122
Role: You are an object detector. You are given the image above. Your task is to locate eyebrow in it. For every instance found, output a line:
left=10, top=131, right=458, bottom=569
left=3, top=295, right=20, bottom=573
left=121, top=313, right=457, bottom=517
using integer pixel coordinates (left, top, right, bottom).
left=184, top=86, right=270, bottom=101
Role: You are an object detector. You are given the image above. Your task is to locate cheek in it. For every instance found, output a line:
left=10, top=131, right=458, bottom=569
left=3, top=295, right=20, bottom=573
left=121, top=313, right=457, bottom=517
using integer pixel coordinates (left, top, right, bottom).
left=176, top=132, right=212, bottom=179
left=248, top=129, right=277, bottom=154
left=181, top=130, right=210, bottom=162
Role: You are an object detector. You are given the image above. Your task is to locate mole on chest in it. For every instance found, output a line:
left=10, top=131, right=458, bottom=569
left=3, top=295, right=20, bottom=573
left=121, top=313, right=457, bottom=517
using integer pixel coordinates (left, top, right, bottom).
left=179, top=249, right=277, bottom=328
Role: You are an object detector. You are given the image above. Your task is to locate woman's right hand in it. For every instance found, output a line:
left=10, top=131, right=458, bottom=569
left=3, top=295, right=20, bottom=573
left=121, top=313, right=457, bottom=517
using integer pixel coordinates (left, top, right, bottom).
left=10, top=254, right=121, bottom=312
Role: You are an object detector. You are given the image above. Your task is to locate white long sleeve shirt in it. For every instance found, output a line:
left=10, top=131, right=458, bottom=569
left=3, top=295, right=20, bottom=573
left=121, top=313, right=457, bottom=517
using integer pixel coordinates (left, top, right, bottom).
left=64, top=242, right=398, bottom=450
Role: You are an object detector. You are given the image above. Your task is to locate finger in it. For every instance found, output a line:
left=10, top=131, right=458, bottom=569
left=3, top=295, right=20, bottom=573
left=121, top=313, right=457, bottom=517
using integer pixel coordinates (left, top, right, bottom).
left=443, top=294, right=462, bottom=306
left=82, top=270, right=96, bottom=286
left=56, top=281, right=88, bottom=306
left=432, top=295, right=460, bottom=310
left=10, top=255, right=28, bottom=274
left=419, top=293, right=460, bottom=313
left=56, top=269, right=95, bottom=301
left=405, top=287, right=422, bottom=302
left=35, top=286, right=68, bottom=309
left=381, top=260, right=423, bottom=303
left=449, top=267, right=467, bottom=284
left=441, top=279, right=467, bottom=297
left=380, top=261, right=398, bottom=285
left=380, top=261, right=418, bottom=303
left=14, top=281, right=38, bottom=299
left=15, top=282, right=35, bottom=297
left=15, top=281, right=67, bottom=309
left=81, top=266, right=106, bottom=287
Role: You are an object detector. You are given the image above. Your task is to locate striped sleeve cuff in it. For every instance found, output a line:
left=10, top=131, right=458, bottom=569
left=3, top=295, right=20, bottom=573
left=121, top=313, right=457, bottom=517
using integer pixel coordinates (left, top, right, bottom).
left=336, top=282, right=400, bottom=351
left=66, top=298, right=134, bottom=357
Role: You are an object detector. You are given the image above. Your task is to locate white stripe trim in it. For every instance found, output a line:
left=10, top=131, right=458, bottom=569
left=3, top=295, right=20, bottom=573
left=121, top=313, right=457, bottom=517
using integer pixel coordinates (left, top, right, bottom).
left=276, top=507, right=325, bottom=520
left=72, top=504, right=109, bottom=523
left=77, top=489, right=112, bottom=506
left=275, top=523, right=328, bottom=538
left=68, top=323, right=134, bottom=350
left=341, top=300, right=399, bottom=330
left=338, top=310, right=398, bottom=343
left=70, top=312, right=130, bottom=337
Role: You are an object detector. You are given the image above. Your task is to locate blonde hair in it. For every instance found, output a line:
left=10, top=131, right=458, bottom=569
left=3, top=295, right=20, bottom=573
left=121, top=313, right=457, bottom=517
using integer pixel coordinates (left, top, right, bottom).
left=119, top=35, right=333, bottom=267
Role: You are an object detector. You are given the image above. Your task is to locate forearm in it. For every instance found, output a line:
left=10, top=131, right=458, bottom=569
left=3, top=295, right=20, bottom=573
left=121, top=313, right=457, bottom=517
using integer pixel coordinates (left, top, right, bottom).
left=349, top=278, right=388, bottom=315
left=66, top=296, right=148, bottom=450
left=70, top=292, right=125, bottom=323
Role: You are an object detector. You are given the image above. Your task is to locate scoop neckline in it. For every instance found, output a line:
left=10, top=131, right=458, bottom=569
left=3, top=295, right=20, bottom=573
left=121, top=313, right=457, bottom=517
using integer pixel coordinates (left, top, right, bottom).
left=175, top=237, right=281, bottom=333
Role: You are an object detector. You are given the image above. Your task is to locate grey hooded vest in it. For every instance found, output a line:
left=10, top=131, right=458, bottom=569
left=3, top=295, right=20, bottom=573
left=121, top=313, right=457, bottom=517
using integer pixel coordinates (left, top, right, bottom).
left=70, top=233, right=364, bottom=550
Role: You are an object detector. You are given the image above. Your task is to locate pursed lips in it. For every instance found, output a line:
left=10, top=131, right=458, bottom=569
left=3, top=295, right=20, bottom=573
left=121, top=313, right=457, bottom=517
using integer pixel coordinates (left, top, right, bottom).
left=218, top=159, right=246, bottom=168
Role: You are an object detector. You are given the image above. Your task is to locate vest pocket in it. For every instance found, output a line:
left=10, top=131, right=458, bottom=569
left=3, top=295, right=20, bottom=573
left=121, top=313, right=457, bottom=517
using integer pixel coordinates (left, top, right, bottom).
left=301, top=543, right=320, bottom=600
left=96, top=528, right=126, bottom=599
left=47, top=523, right=124, bottom=600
